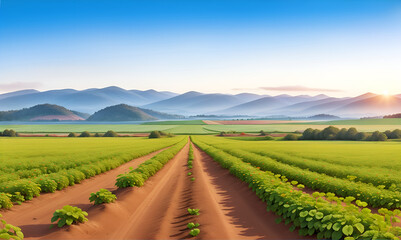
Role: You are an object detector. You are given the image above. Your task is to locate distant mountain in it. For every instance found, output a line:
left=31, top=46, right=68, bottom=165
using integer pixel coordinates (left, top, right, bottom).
left=87, top=104, right=183, bottom=121
left=144, top=91, right=259, bottom=115
left=308, top=114, right=340, bottom=120
left=0, top=87, right=178, bottom=113
left=0, top=104, right=86, bottom=121
left=0, top=89, right=39, bottom=100
left=334, top=95, right=401, bottom=117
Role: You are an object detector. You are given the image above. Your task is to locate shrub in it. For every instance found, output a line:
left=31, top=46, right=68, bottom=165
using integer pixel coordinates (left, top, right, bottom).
left=62, top=169, right=86, bottom=184
left=368, top=131, right=387, bottom=141
left=187, top=208, right=200, bottom=215
left=259, top=130, right=266, bottom=136
left=355, top=132, right=369, bottom=141
left=264, top=136, right=274, bottom=140
left=48, top=174, right=70, bottom=190
left=189, top=228, right=200, bottom=237
left=219, top=131, right=225, bottom=136
left=89, top=189, right=117, bottom=205
left=51, top=205, right=88, bottom=228
left=67, top=132, right=76, bottom=137
left=103, top=130, right=118, bottom=137
left=115, top=173, right=145, bottom=188
left=0, top=193, right=13, bottom=209
left=79, top=131, right=91, bottom=137
left=390, top=129, right=401, bottom=139
left=94, top=133, right=102, bottom=137
left=10, top=192, right=25, bottom=205
left=0, top=213, right=24, bottom=240
left=1, top=129, right=17, bottom=137
left=187, top=222, right=200, bottom=229
left=149, top=131, right=161, bottom=138
left=283, top=133, right=298, bottom=141
left=0, top=180, right=41, bottom=200
left=34, top=178, right=57, bottom=193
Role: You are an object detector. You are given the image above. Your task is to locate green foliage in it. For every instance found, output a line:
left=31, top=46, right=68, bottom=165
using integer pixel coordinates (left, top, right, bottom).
left=51, top=205, right=88, bottom=228
left=33, top=178, right=57, bottom=193
left=187, top=208, right=200, bottom=216
left=103, top=130, right=118, bottom=137
left=187, top=172, right=192, bottom=176
left=149, top=130, right=173, bottom=138
left=10, top=192, right=25, bottom=205
left=0, top=213, right=24, bottom=240
left=187, top=222, right=200, bottom=229
left=191, top=136, right=401, bottom=239
left=89, top=189, right=117, bottom=205
left=67, top=132, right=76, bottom=137
left=115, top=173, right=145, bottom=188
left=0, top=129, right=17, bottom=137
left=0, top=180, right=41, bottom=200
left=0, top=193, right=13, bottom=209
left=191, top=177, right=195, bottom=181
left=302, top=126, right=389, bottom=141
left=79, top=131, right=91, bottom=137
left=368, top=131, right=388, bottom=141
left=189, top=228, right=200, bottom=237
left=283, top=133, right=298, bottom=141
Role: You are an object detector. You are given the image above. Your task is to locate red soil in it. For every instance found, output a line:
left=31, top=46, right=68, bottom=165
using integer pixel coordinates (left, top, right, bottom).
left=1, top=141, right=306, bottom=239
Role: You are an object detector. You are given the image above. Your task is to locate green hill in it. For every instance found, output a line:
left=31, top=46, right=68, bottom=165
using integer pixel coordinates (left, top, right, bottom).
left=0, top=104, right=86, bottom=121
left=87, top=104, right=183, bottom=121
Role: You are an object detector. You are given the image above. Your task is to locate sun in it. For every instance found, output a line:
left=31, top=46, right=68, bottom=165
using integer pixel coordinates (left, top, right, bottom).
left=382, top=90, right=389, bottom=96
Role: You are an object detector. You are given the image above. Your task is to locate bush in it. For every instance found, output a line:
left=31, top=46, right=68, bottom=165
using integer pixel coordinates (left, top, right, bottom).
left=264, top=136, right=274, bottom=140
left=103, top=130, right=118, bottom=137
left=189, top=228, right=200, bottom=237
left=94, top=133, right=103, bottom=137
left=0, top=213, right=24, bottom=240
left=68, top=132, right=76, bottom=137
left=259, top=130, right=266, bottom=136
left=10, top=192, right=25, bottom=205
left=79, top=131, right=91, bottom=137
left=0, top=179, right=41, bottom=200
left=368, top=131, right=388, bottom=141
left=283, top=133, right=298, bottom=141
left=34, top=178, right=57, bottom=193
left=89, top=189, right=117, bottom=205
left=390, top=129, right=401, bottom=139
left=1, top=129, right=17, bottom=137
left=187, top=208, right=200, bottom=215
left=51, top=205, right=88, bottom=228
left=0, top=193, right=13, bottom=209
left=115, top=173, right=145, bottom=188
left=149, top=131, right=161, bottom=138
left=355, top=132, right=369, bottom=141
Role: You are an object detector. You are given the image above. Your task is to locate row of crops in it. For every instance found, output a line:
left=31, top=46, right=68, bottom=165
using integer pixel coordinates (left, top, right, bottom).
left=0, top=137, right=185, bottom=209
left=191, top=136, right=401, bottom=239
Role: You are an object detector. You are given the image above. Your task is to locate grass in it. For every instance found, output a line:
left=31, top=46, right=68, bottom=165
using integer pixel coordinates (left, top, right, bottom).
left=142, top=120, right=206, bottom=125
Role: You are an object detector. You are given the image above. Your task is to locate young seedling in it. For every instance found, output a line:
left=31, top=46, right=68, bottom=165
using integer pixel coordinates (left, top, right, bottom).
left=187, top=208, right=200, bottom=216
left=187, top=222, right=200, bottom=229
left=190, top=177, right=195, bottom=181
left=187, top=172, right=192, bottom=176
left=189, top=228, right=200, bottom=237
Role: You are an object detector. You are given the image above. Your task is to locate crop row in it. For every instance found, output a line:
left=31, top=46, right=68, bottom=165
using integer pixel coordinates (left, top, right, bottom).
left=115, top=138, right=188, bottom=188
left=0, top=137, right=185, bottom=208
left=191, top=136, right=400, bottom=239
left=197, top=139, right=401, bottom=209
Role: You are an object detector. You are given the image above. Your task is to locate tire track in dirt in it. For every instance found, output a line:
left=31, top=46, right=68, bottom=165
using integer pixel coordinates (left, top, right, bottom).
left=0, top=146, right=171, bottom=239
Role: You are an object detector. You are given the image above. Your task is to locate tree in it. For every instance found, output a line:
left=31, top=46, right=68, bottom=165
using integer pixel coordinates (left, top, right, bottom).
left=284, top=133, right=298, bottom=141
left=68, top=132, right=76, bottom=137
left=336, top=128, right=348, bottom=140
left=301, top=128, right=314, bottom=140
left=149, top=131, right=161, bottom=138
left=312, top=129, right=321, bottom=140
left=79, top=131, right=91, bottom=137
left=384, top=130, right=392, bottom=138
left=2, top=129, right=17, bottom=137
left=259, top=130, right=266, bottom=136
left=103, top=130, right=118, bottom=137
left=355, top=132, right=369, bottom=141
left=390, top=129, right=401, bottom=139
left=346, top=127, right=358, bottom=140
left=368, top=131, right=387, bottom=141
left=320, top=126, right=340, bottom=140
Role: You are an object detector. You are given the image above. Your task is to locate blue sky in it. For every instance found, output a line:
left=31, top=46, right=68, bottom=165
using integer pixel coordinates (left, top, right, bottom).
left=0, top=0, right=400, bottom=96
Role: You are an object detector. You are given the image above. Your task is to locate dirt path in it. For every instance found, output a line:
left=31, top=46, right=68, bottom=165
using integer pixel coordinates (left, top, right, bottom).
left=0, top=146, right=170, bottom=239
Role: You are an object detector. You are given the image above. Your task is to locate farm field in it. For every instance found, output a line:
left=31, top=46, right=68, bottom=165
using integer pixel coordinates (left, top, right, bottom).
left=0, top=135, right=400, bottom=239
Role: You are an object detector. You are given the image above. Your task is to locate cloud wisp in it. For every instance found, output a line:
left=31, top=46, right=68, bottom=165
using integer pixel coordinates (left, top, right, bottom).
left=0, top=82, right=43, bottom=92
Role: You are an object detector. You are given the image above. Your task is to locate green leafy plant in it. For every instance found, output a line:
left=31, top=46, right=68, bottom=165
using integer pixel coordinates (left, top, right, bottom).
left=187, top=172, right=192, bottom=176
left=89, top=189, right=117, bottom=205
left=10, top=192, right=25, bottom=205
left=187, top=222, right=200, bottom=229
left=0, top=193, right=13, bottom=209
left=0, top=213, right=24, bottom=240
left=115, top=173, right=145, bottom=188
left=190, top=177, right=195, bottom=181
left=189, top=228, right=200, bottom=237
left=187, top=208, right=200, bottom=216
left=51, top=205, right=88, bottom=228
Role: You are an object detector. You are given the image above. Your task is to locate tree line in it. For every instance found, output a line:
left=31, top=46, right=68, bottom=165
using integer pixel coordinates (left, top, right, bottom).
left=285, top=126, right=401, bottom=141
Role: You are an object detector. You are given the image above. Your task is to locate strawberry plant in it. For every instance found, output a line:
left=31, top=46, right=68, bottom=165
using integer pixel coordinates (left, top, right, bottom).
left=187, top=208, right=200, bottom=216
left=89, top=189, right=117, bottom=205
left=51, top=205, right=88, bottom=228
left=189, top=228, right=200, bottom=237
left=187, top=222, right=200, bottom=229
left=0, top=214, right=24, bottom=240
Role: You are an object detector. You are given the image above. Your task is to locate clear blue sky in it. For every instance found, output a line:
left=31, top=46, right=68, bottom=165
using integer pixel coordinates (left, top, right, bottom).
left=0, top=0, right=400, bottom=96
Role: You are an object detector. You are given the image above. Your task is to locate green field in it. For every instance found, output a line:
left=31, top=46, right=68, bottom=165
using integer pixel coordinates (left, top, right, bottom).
left=0, top=136, right=184, bottom=201
left=142, top=120, right=206, bottom=125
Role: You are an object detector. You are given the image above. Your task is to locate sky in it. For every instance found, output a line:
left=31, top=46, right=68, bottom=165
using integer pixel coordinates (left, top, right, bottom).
left=0, top=0, right=401, bottom=96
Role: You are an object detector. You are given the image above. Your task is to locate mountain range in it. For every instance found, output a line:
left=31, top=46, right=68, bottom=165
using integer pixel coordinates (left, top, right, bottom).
left=1, top=87, right=401, bottom=118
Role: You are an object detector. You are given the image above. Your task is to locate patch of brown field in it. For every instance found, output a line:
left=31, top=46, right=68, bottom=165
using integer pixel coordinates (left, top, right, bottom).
left=214, top=120, right=306, bottom=125
left=202, top=120, right=221, bottom=125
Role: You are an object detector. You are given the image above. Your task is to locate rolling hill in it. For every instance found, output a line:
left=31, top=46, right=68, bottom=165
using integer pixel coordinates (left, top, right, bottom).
left=87, top=104, right=183, bottom=121
left=0, top=87, right=178, bottom=113
left=0, top=104, right=87, bottom=121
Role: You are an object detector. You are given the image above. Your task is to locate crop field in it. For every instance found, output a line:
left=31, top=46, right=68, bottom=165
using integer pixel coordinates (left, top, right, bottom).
left=1, top=135, right=401, bottom=239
